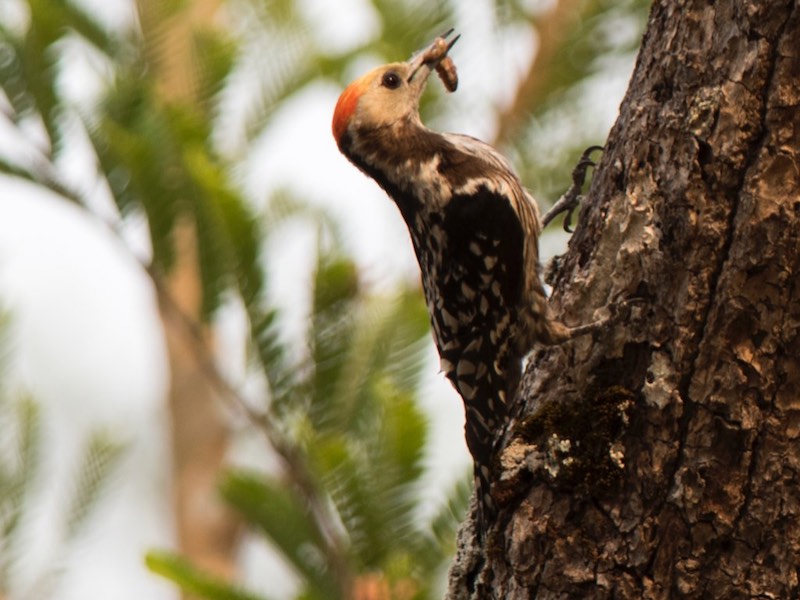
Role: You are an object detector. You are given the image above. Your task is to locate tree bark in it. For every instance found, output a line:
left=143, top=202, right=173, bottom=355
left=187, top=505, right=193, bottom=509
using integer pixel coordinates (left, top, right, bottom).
left=448, top=0, right=800, bottom=598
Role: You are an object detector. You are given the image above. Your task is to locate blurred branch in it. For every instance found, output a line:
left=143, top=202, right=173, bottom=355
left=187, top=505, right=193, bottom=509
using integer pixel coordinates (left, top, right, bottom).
left=148, top=264, right=353, bottom=595
left=2, top=142, right=353, bottom=592
left=493, top=0, right=592, bottom=147
left=134, top=0, right=242, bottom=587
left=0, top=155, right=83, bottom=205
left=146, top=551, right=271, bottom=600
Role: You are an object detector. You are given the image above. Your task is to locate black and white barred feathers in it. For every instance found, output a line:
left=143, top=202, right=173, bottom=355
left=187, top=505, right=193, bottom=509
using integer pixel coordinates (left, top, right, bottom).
left=332, top=31, right=573, bottom=531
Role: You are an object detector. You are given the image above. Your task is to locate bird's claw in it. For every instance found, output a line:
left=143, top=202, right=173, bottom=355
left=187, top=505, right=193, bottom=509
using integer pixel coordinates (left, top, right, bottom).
left=567, top=295, right=646, bottom=341
left=607, top=296, right=647, bottom=324
left=541, top=145, right=603, bottom=232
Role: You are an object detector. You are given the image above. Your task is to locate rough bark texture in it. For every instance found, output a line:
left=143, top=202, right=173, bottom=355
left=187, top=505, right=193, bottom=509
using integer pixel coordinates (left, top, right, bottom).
left=448, top=0, right=800, bottom=598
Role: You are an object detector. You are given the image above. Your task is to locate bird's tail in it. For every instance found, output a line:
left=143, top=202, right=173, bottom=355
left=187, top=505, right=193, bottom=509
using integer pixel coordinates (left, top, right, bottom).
left=473, top=460, right=497, bottom=536
left=458, top=357, right=520, bottom=538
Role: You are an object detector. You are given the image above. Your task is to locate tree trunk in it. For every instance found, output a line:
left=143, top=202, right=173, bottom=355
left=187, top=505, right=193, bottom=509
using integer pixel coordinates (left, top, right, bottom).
left=448, top=0, right=800, bottom=598
left=136, top=0, right=241, bottom=592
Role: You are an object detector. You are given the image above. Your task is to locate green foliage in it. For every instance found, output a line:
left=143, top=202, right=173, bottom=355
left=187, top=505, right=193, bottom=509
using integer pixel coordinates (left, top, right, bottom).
left=1, top=0, right=265, bottom=319
left=0, top=397, right=41, bottom=589
left=64, top=432, right=126, bottom=539
left=219, top=472, right=337, bottom=599
left=136, top=238, right=467, bottom=600
left=213, top=247, right=467, bottom=599
left=146, top=551, right=271, bottom=600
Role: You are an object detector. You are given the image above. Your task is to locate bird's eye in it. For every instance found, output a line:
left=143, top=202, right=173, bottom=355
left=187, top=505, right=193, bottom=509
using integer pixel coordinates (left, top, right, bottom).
left=381, top=71, right=401, bottom=90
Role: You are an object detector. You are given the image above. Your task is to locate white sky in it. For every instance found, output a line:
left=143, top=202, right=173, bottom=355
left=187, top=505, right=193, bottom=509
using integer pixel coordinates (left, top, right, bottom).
left=0, top=178, right=175, bottom=599
left=0, top=0, right=635, bottom=597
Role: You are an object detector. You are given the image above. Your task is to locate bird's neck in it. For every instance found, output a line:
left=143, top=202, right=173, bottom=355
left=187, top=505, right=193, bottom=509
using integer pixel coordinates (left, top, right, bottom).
left=341, top=120, right=449, bottom=217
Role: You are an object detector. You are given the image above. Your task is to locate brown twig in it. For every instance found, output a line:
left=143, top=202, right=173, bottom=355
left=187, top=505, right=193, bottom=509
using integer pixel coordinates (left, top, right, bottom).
left=493, top=0, right=590, bottom=148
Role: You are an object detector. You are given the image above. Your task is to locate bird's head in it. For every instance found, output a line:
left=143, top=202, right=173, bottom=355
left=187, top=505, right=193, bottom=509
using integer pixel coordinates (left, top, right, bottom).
left=332, top=31, right=459, bottom=147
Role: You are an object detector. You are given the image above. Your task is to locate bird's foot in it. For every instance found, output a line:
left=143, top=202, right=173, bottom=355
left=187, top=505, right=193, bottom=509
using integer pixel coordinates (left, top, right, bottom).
left=541, top=145, right=603, bottom=232
left=566, top=296, right=646, bottom=339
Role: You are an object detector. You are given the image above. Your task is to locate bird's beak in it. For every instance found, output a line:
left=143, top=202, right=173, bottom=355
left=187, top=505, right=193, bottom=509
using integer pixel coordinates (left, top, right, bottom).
left=406, top=29, right=460, bottom=92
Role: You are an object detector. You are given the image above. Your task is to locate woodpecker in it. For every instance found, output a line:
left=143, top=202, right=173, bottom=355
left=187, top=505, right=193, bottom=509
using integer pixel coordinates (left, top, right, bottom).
left=332, top=31, right=584, bottom=529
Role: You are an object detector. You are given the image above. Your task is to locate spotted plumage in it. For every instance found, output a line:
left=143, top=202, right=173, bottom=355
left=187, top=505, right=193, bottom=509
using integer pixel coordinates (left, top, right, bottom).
left=332, top=32, right=572, bottom=531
